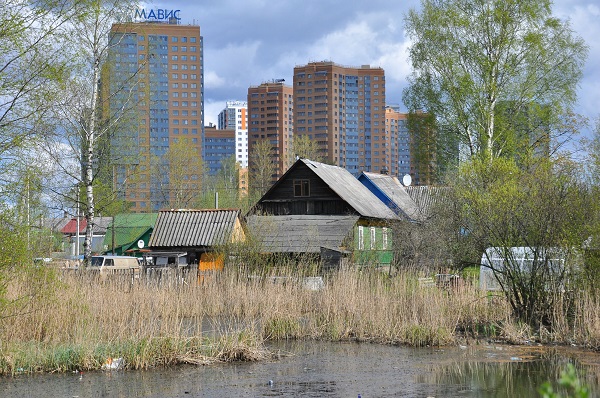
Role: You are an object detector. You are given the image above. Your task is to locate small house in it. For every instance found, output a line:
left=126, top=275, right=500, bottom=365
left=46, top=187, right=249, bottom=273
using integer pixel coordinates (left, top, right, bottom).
left=247, top=158, right=399, bottom=269
left=102, top=213, right=158, bottom=255
left=148, top=208, right=246, bottom=272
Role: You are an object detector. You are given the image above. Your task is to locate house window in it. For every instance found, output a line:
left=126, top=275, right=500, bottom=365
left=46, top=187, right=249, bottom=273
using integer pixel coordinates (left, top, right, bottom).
left=370, top=227, right=376, bottom=250
left=358, top=226, right=364, bottom=250
left=382, top=227, right=388, bottom=250
left=293, top=179, right=310, bottom=197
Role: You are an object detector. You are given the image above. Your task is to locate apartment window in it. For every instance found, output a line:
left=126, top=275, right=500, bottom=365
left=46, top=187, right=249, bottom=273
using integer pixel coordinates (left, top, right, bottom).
left=293, top=179, right=310, bottom=197
left=172, top=37, right=178, bottom=42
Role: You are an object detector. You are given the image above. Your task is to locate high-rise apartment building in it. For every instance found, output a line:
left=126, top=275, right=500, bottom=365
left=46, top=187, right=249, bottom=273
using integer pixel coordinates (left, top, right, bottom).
left=217, top=101, right=248, bottom=167
left=204, top=125, right=235, bottom=175
left=108, top=19, right=204, bottom=212
left=385, top=105, right=410, bottom=178
left=293, top=61, right=387, bottom=176
left=247, top=81, right=294, bottom=188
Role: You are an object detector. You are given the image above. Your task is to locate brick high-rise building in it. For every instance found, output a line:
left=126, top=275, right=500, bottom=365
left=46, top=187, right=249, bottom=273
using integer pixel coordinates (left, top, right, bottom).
left=293, top=61, right=387, bottom=176
left=247, top=81, right=293, bottom=191
left=108, top=19, right=204, bottom=212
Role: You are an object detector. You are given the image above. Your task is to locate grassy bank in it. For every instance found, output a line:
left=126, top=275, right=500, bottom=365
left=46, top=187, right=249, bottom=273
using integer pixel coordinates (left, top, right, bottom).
left=1, top=267, right=599, bottom=375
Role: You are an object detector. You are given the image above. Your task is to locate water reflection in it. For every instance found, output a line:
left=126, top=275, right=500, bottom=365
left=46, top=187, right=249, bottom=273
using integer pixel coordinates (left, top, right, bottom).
left=2, top=341, right=600, bottom=397
left=422, top=345, right=600, bottom=397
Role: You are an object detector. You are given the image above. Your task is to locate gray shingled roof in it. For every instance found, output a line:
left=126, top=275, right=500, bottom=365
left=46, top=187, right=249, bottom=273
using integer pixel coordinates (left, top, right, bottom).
left=299, top=159, right=398, bottom=220
left=361, top=172, right=423, bottom=222
left=247, top=215, right=359, bottom=253
left=149, top=209, right=241, bottom=248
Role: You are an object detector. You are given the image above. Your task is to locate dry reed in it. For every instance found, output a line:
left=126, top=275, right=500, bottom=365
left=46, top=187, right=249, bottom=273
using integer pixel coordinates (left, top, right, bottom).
left=1, top=266, right=599, bottom=375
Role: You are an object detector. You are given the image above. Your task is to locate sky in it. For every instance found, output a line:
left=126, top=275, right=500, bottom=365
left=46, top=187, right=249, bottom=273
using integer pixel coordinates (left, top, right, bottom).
left=147, top=0, right=600, bottom=136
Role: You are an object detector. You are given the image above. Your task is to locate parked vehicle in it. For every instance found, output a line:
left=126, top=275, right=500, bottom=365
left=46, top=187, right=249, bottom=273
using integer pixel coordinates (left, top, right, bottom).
left=90, top=255, right=140, bottom=270
left=88, top=256, right=140, bottom=281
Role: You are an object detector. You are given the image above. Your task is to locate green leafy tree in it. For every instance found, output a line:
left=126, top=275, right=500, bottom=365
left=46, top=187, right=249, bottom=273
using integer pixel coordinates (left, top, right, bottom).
left=150, top=137, right=203, bottom=209
left=249, top=138, right=277, bottom=198
left=450, top=155, right=590, bottom=327
left=539, top=363, right=589, bottom=398
left=291, top=134, right=325, bottom=163
left=0, top=0, right=77, bottom=166
left=403, top=0, right=588, bottom=161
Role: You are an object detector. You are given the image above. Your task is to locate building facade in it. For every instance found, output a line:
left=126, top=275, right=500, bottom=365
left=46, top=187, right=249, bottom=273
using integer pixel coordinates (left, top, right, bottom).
left=385, top=105, right=410, bottom=178
left=293, top=61, right=387, bottom=176
left=108, top=20, right=204, bottom=212
left=204, top=125, right=235, bottom=175
left=247, top=81, right=294, bottom=191
left=217, top=101, right=248, bottom=168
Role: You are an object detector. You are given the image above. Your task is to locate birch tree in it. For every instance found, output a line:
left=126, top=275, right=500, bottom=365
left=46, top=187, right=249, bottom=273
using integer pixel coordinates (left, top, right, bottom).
left=403, top=0, right=588, bottom=161
left=0, top=1, right=80, bottom=201
left=43, top=0, right=139, bottom=264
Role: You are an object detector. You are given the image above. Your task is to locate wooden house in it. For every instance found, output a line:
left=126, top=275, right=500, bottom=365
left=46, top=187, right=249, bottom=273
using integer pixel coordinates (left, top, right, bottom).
left=247, top=158, right=399, bottom=269
left=148, top=209, right=246, bottom=273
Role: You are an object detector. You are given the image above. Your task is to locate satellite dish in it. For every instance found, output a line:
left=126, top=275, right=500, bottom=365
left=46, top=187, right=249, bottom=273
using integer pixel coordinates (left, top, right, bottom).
left=402, top=174, right=412, bottom=187
left=137, top=240, right=145, bottom=249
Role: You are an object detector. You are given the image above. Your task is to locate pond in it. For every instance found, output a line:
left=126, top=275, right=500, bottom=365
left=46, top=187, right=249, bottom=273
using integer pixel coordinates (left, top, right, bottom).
left=2, top=341, right=599, bottom=397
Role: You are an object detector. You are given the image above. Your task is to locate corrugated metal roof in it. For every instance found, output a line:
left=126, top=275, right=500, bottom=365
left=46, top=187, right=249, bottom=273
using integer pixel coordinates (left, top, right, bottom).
left=149, top=209, right=241, bottom=248
left=299, top=159, right=398, bottom=220
left=247, top=215, right=359, bottom=253
left=404, top=186, right=450, bottom=219
left=60, top=217, right=112, bottom=235
left=361, top=172, right=423, bottom=222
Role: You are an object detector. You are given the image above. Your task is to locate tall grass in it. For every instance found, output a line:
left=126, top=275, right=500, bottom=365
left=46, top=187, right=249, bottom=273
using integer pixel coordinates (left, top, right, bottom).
left=1, top=265, right=599, bottom=375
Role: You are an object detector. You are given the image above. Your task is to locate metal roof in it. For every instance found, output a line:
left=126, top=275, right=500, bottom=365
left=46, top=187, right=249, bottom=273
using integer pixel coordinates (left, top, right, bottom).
left=103, top=213, right=158, bottom=251
left=404, top=186, right=450, bottom=219
left=299, top=159, right=398, bottom=220
left=247, top=215, right=359, bottom=253
left=60, top=217, right=113, bottom=235
left=361, top=172, right=424, bottom=222
left=149, top=209, right=241, bottom=248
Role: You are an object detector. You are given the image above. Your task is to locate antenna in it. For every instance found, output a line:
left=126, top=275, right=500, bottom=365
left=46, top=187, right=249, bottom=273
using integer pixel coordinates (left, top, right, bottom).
left=402, top=174, right=412, bottom=187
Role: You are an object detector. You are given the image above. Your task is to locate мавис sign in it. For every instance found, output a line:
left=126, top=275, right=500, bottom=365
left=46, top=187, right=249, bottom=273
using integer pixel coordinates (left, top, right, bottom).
left=134, top=9, right=181, bottom=21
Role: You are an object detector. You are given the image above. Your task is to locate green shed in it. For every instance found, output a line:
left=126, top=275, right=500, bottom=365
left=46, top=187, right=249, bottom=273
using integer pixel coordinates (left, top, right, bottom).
left=102, top=213, right=158, bottom=256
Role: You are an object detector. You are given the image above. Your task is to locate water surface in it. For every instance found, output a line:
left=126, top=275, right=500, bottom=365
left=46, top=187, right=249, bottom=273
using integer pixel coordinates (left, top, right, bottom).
left=2, top=341, right=599, bottom=397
